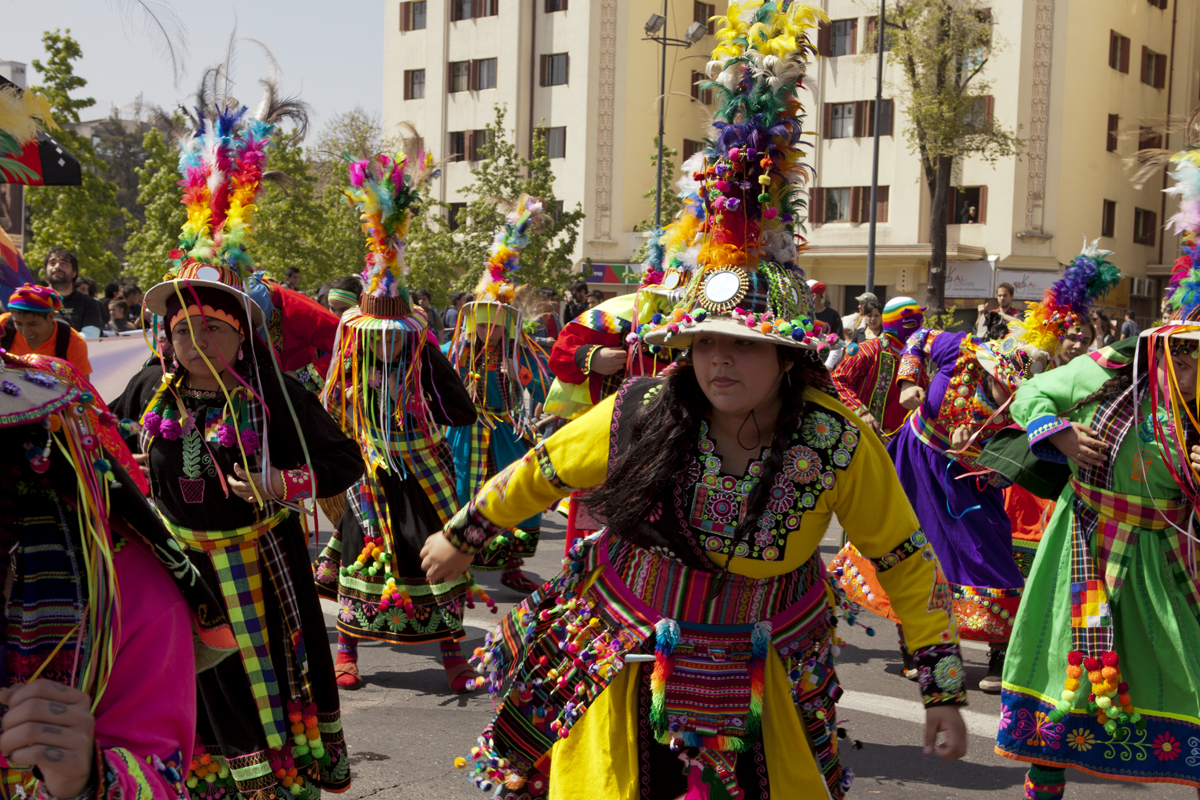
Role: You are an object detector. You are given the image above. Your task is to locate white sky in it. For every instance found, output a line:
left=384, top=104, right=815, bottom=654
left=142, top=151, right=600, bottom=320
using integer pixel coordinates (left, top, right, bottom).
left=2, top=0, right=385, bottom=133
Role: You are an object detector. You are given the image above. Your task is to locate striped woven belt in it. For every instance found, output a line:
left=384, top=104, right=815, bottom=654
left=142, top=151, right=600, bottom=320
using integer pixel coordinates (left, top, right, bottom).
left=1071, top=478, right=1188, bottom=529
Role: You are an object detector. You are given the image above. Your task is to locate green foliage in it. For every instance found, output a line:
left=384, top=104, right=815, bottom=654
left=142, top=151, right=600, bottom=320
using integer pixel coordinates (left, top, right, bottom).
left=632, top=136, right=684, bottom=263
left=25, top=30, right=127, bottom=283
left=925, top=304, right=963, bottom=331
left=125, top=126, right=186, bottom=287
left=406, top=105, right=585, bottom=306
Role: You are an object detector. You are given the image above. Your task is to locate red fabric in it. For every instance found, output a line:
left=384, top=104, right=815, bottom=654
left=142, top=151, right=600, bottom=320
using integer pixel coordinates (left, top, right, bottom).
left=548, top=319, right=667, bottom=406
left=1005, top=485, right=1055, bottom=545
left=271, top=286, right=340, bottom=373
left=830, top=337, right=912, bottom=433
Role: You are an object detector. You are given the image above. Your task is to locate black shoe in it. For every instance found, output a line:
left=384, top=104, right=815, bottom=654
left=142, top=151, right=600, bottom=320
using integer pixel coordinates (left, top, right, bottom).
left=979, top=645, right=1005, bottom=694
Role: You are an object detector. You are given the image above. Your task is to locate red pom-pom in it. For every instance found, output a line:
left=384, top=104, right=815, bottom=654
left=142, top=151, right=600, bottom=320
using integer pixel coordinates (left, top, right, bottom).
left=1083, top=657, right=1102, bottom=672
left=1067, top=651, right=1084, bottom=666
left=1101, top=651, right=1119, bottom=667
left=1118, top=682, right=1130, bottom=694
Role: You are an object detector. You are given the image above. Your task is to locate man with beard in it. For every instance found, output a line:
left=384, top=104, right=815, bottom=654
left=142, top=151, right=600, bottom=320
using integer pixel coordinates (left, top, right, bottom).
left=43, top=247, right=103, bottom=337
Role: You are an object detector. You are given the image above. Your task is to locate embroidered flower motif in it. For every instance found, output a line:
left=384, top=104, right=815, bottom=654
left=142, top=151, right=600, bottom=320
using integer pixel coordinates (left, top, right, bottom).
left=999, top=707, right=1012, bottom=732
left=368, top=369, right=383, bottom=389
left=802, top=412, right=840, bottom=449
left=821, top=471, right=836, bottom=489
left=832, top=449, right=851, bottom=468
left=783, top=444, right=822, bottom=484
left=841, top=429, right=858, bottom=448
left=180, top=408, right=197, bottom=436
left=766, top=480, right=796, bottom=513
left=1066, top=728, right=1094, bottom=752
left=1010, top=709, right=1063, bottom=749
left=1153, top=732, right=1181, bottom=761
left=755, top=529, right=774, bottom=547
left=933, top=655, right=964, bottom=693
left=704, top=492, right=738, bottom=523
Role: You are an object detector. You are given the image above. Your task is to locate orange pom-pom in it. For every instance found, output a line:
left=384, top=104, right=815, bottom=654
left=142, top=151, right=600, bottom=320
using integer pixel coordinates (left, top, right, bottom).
left=1118, top=694, right=1132, bottom=706
left=1101, top=666, right=1118, bottom=680
left=1087, top=670, right=1104, bottom=684
left=1065, top=665, right=1083, bottom=679
left=290, top=722, right=306, bottom=735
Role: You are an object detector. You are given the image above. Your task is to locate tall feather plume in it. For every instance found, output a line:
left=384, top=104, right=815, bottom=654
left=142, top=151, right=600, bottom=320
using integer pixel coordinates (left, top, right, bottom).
left=472, top=194, right=547, bottom=304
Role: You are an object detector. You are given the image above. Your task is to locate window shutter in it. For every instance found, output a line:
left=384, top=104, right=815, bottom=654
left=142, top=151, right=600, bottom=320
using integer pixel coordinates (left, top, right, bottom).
left=984, top=95, right=994, bottom=123
left=817, top=22, right=831, bottom=57
left=401, top=2, right=411, bottom=31
left=810, top=188, right=824, bottom=225
left=853, top=102, right=865, bottom=138
left=564, top=54, right=570, bottom=85
left=877, top=186, right=890, bottom=223
left=822, top=104, right=832, bottom=139
left=562, top=0, right=568, bottom=9
left=470, top=59, right=479, bottom=91
left=1120, top=37, right=1130, bottom=73
left=465, top=130, right=475, bottom=161
left=1107, top=114, right=1119, bottom=151
left=946, top=189, right=957, bottom=225
left=404, top=70, right=412, bottom=100
left=539, top=54, right=548, bottom=87
left=1141, top=46, right=1149, bottom=83
left=865, top=16, right=876, bottom=52
left=849, top=18, right=859, bottom=56
left=850, top=186, right=862, bottom=223
left=1155, top=53, right=1167, bottom=88
left=978, top=186, right=988, bottom=224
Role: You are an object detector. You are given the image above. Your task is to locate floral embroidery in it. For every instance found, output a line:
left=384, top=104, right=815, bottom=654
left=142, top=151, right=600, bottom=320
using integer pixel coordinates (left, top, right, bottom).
left=1010, top=709, right=1063, bottom=749
left=1153, top=732, right=1181, bottom=761
left=803, top=412, right=839, bottom=448
left=1067, top=728, right=1094, bottom=752
left=999, top=707, right=1012, bottom=732
left=933, top=655, right=964, bottom=693
left=783, top=445, right=821, bottom=483
left=766, top=480, right=796, bottom=513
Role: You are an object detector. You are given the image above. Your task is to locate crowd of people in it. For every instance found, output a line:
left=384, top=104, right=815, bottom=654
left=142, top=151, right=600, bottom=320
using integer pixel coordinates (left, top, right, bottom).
left=5, top=7, right=1200, bottom=800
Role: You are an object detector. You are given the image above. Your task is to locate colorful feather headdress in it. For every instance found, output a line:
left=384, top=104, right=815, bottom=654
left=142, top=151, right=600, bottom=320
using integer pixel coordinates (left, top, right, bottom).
left=143, top=63, right=309, bottom=326
left=468, top=194, right=546, bottom=309
left=978, top=240, right=1122, bottom=388
left=342, top=135, right=439, bottom=323
left=1162, top=146, right=1200, bottom=319
left=639, top=1, right=834, bottom=355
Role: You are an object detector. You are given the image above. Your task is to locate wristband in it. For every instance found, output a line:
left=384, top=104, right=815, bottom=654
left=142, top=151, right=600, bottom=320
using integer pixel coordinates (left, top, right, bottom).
left=280, top=466, right=315, bottom=502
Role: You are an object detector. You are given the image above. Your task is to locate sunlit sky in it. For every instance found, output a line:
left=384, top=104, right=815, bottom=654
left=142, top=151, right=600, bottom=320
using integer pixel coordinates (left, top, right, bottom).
left=3, top=0, right=385, bottom=132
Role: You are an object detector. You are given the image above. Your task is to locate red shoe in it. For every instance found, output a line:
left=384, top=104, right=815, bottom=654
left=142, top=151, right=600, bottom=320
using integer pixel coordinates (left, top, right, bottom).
left=501, top=568, right=540, bottom=594
left=443, top=658, right=479, bottom=694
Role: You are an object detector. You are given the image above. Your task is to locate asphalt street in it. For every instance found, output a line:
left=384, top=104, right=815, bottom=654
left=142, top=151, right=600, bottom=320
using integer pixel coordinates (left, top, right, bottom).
left=308, top=513, right=1184, bottom=799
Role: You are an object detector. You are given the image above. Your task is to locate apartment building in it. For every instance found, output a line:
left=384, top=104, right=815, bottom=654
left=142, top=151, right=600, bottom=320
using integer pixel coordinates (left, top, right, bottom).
left=382, top=0, right=731, bottom=293
left=803, top=0, right=1200, bottom=325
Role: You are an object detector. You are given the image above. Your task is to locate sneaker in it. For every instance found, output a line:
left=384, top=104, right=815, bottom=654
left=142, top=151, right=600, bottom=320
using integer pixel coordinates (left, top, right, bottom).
left=979, top=645, right=1006, bottom=694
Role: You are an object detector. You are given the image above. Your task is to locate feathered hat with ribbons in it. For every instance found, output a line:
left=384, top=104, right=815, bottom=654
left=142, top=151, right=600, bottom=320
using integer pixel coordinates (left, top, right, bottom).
left=638, top=1, right=836, bottom=357
left=975, top=241, right=1122, bottom=390
left=143, top=68, right=309, bottom=329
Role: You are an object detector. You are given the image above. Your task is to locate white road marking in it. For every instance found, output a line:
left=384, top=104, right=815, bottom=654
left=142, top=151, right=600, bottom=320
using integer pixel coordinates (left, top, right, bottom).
left=838, top=690, right=999, bottom=740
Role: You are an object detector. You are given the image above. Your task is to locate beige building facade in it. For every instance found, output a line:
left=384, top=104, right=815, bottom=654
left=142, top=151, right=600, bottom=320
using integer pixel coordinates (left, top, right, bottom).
left=382, top=0, right=731, bottom=293
left=805, top=0, right=1200, bottom=326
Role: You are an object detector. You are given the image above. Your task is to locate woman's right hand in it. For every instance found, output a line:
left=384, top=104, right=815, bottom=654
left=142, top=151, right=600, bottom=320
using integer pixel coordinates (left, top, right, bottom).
left=132, top=452, right=150, bottom=479
left=590, top=347, right=627, bottom=376
left=1047, top=422, right=1110, bottom=468
left=899, top=383, right=926, bottom=410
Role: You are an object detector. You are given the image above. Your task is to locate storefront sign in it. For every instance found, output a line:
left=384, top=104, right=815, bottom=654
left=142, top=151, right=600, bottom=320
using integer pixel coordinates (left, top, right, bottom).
left=995, top=268, right=1060, bottom=301
left=586, top=263, right=643, bottom=285
left=945, top=260, right=993, bottom=298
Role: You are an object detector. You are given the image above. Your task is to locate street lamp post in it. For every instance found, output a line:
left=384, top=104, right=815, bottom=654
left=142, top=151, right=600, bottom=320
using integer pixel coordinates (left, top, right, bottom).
left=866, top=0, right=886, bottom=295
left=644, top=8, right=706, bottom=231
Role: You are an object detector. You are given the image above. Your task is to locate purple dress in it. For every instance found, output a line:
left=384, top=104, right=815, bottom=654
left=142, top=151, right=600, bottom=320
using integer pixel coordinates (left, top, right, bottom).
left=886, top=329, right=1023, bottom=642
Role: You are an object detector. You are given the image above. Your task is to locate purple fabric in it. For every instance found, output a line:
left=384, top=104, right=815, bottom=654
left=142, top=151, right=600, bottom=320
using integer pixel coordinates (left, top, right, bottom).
left=888, top=329, right=1023, bottom=591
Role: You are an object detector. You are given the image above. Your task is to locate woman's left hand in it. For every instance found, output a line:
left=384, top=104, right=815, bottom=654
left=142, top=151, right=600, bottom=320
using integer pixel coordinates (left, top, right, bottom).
left=924, top=705, right=968, bottom=760
left=420, top=533, right=474, bottom=584
left=0, top=680, right=95, bottom=799
left=1191, top=445, right=1200, bottom=474
left=229, top=462, right=284, bottom=503
left=949, top=426, right=972, bottom=451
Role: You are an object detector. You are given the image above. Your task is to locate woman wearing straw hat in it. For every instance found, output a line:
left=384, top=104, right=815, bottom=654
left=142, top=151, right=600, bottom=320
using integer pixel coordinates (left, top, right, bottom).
left=110, top=74, right=363, bottom=800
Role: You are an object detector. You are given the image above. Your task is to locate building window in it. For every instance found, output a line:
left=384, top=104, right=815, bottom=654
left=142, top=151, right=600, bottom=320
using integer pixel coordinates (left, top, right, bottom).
left=1109, top=31, right=1130, bottom=73
left=1134, top=207, right=1157, bottom=245
left=946, top=186, right=988, bottom=224
left=449, top=61, right=471, bottom=93
left=962, top=95, right=994, bottom=134
left=824, top=103, right=854, bottom=139
left=824, top=188, right=851, bottom=222
left=831, top=19, right=858, bottom=57
left=472, top=58, right=497, bottom=90
left=400, top=1, right=427, bottom=31
left=1139, top=126, right=1164, bottom=150
left=1142, top=47, right=1168, bottom=89
left=546, top=0, right=568, bottom=11
left=694, top=2, right=716, bottom=35
left=864, top=14, right=893, bottom=52
left=404, top=69, right=426, bottom=100
left=852, top=185, right=889, bottom=223
left=540, top=53, right=569, bottom=86
left=466, top=129, right=492, bottom=162
left=551, top=199, right=565, bottom=222
left=451, top=0, right=472, bottom=21
left=682, top=139, right=706, bottom=162
left=1101, top=200, right=1117, bottom=238
left=1106, top=114, right=1119, bottom=152
left=868, top=99, right=893, bottom=137
left=477, top=0, right=497, bottom=15
left=1148, top=0, right=1168, bottom=9
left=539, top=126, right=566, bottom=159
left=448, top=202, right=467, bottom=231
left=690, top=71, right=713, bottom=105
left=448, top=131, right=466, bottom=162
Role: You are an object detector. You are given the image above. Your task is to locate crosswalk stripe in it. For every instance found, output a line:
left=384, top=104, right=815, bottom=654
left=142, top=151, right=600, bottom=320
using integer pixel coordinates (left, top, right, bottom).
left=838, top=690, right=999, bottom=740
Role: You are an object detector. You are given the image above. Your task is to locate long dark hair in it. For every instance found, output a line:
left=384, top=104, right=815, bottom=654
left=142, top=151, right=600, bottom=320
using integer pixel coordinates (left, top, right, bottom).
left=589, top=346, right=822, bottom=573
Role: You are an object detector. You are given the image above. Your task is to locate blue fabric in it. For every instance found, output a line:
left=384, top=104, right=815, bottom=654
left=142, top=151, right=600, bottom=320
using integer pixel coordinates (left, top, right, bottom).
left=1026, top=414, right=1071, bottom=464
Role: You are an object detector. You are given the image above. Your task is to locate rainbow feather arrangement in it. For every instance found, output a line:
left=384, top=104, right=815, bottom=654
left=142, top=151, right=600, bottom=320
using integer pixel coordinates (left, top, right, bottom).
left=343, top=149, right=437, bottom=299
left=473, top=194, right=544, bottom=305
left=1164, top=148, right=1200, bottom=318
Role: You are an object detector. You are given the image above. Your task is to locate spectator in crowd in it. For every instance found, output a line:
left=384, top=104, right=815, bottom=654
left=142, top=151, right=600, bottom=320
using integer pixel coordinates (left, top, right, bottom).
left=586, top=289, right=605, bottom=309
left=1120, top=310, right=1140, bottom=340
left=806, top=280, right=844, bottom=339
left=958, top=198, right=973, bottom=224
left=0, top=284, right=92, bottom=377
left=841, top=291, right=878, bottom=341
left=325, top=275, right=364, bottom=318
left=285, top=266, right=301, bottom=291
left=43, top=247, right=103, bottom=338
left=443, top=291, right=467, bottom=340
left=413, top=287, right=443, bottom=341
left=1089, top=309, right=1115, bottom=348
left=562, top=280, right=589, bottom=323
left=76, top=276, right=107, bottom=324
left=975, top=281, right=1023, bottom=337
left=120, top=283, right=143, bottom=320
left=850, top=300, right=884, bottom=344
left=107, top=299, right=137, bottom=333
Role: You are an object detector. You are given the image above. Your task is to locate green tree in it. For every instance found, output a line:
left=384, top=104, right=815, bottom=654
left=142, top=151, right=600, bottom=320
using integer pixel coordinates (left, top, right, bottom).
left=25, top=29, right=126, bottom=282
left=887, top=1, right=1022, bottom=312
left=252, top=133, right=327, bottom=281
left=125, top=125, right=186, bottom=287
left=407, top=104, right=585, bottom=305
left=94, top=108, right=151, bottom=254
left=632, top=136, right=685, bottom=263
